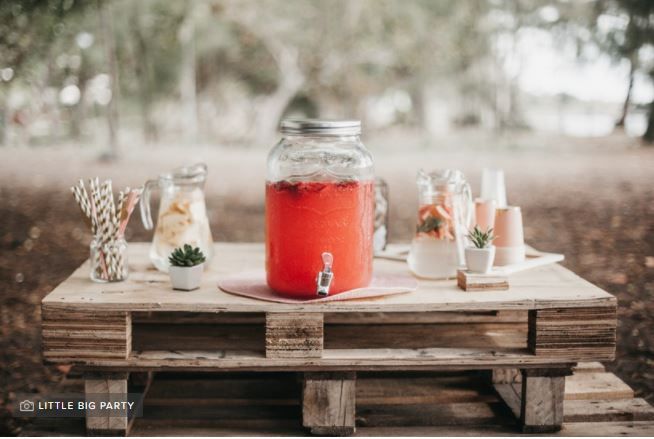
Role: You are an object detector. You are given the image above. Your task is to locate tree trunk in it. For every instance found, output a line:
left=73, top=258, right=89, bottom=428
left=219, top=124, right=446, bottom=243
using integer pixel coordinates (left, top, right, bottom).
left=0, top=90, right=8, bottom=146
left=643, top=99, right=654, bottom=145
left=409, top=81, right=426, bottom=128
left=219, top=3, right=305, bottom=145
left=616, top=59, right=635, bottom=128
left=131, top=3, right=158, bottom=144
left=252, top=44, right=304, bottom=146
left=98, top=0, right=120, bottom=159
left=179, top=1, right=199, bottom=143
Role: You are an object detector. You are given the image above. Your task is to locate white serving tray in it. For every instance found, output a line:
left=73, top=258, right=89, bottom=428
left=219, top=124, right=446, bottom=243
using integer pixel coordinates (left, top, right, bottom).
left=375, top=245, right=564, bottom=275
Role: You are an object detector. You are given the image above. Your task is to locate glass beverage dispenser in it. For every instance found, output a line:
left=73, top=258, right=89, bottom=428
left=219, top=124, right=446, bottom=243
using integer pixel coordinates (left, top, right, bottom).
left=266, top=119, right=375, bottom=299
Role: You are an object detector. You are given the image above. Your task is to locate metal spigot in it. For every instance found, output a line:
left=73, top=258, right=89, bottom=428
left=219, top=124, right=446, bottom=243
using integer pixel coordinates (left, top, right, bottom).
left=316, top=252, right=334, bottom=296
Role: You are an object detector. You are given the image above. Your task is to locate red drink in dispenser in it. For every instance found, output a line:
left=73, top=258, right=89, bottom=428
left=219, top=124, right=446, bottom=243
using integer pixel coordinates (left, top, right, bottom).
left=265, top=119, right=375, bottom=299
left=266, top=180, right=374, bottom=298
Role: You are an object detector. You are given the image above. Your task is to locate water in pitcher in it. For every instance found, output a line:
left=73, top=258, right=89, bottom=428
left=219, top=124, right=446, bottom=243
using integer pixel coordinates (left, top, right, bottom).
left=407, top=169, right=472, bottom=279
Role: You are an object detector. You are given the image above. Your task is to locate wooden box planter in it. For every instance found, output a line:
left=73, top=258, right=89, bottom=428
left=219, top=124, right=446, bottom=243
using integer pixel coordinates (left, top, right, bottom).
left=41, top=243, right=618, bottom=436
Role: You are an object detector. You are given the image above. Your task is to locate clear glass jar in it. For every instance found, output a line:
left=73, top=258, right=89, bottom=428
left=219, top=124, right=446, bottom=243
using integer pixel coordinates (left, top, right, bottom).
left=407, top=169, right=472, bottom=279
left=266, top=119, right=375, bottom=298
left=140, top=163, right=214, bottom=272
left=90, top=238, right=128, bottom=282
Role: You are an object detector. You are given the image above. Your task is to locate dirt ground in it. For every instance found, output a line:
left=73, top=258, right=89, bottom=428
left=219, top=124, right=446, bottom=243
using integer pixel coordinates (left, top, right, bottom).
left=1, top=134, right=653, bottom=435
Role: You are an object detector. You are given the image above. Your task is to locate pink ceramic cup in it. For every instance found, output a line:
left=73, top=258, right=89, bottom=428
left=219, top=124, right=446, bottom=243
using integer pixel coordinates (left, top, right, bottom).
left=474, top=198, right=496, bottom=232
left=493, top=206, right=524, bottom=247
left=493, top=206, right=525, bottom=266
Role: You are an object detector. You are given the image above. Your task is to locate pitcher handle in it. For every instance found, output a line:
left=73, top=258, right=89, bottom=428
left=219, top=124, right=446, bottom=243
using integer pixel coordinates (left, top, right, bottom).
left=139, top=179, right=159, bottom=230
left=462, top=182, right=473, bottom=230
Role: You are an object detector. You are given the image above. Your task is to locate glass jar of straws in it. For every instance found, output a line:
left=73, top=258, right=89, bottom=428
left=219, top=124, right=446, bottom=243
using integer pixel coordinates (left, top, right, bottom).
left=71, top=178, right=141, bottom=283
left=90, top=237, right=128, bottom=282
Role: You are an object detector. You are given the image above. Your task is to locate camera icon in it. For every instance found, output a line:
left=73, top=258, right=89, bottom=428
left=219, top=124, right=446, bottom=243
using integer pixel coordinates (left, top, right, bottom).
left=19, top=400, right=35, bottom=412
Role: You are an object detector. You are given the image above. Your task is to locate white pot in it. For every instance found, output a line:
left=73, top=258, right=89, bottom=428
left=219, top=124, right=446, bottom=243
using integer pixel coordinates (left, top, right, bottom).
left=169, top=264, right=204, bottom=291
left=465, top=246, right=496, bottom=274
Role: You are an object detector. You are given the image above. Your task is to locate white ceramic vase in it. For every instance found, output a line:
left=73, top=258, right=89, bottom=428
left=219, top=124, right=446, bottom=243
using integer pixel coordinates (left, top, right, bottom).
left=169, top=264, right=204, bottom=291
left=465, top=246, right=495, bottom=274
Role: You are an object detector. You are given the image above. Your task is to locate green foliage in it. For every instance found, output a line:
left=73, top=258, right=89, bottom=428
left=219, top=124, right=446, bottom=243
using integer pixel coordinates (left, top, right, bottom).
left=5, top=0, right=653, bottom=145
left=168, top=244, right=206, bottom=267
left=0, top=0, right=89, bottom=78
left=417, top=216, right=442, bottom=234
left=467, top=225, right=495, bottom=249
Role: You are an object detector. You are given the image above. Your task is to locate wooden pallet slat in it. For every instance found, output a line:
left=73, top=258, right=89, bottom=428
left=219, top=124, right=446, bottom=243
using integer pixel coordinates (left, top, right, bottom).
left=303, top=372, right=356, bottom=436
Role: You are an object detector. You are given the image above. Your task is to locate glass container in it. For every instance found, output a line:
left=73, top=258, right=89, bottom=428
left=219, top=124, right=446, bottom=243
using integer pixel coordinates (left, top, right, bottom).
left=90, top=238, right=128, bottom=282
left=266, top=119, right=375, bottom=298
left=140, top=163, right=214, bottom=272
left=407, top=169, right=472, bottom=279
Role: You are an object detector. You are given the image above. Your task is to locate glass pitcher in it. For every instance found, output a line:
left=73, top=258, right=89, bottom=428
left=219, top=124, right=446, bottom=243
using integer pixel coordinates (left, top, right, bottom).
left=407, top=169, right=472, bottom=279
left=140, top=163, right=214, bottom=272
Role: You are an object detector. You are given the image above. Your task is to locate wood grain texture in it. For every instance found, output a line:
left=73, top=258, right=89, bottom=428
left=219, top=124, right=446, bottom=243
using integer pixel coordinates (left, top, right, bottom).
left=40, top=243, right=617, bottom=371
left=20, top=366, right=654, bottom=437
left=565, top=399, right=654, bottom=422
left=492, top=368, right=522, bottom=384
left=303, top=372, right=356, bottom=436
left=41, top=243, right=616, bottom=313
left=42, top=309, right=131, bottom=361
left=130, top=310, right=528, bottom=324
left=84, top=372, right=129, bottom=436
left=494, top=368, right=573, bottom=432
left=565, top=372, right=634, bottom=400
left=528, top=306, right=617, bottom=360
left=520, top=373, right=566, bottom=433
left=58, top=348, right=583, bottom=371
left=457, top=270, right=509, bottom=292
left=354, top=422, right=654, bottom=436
left=131, top=319, right=527, bottom=352
left=573, top=362, right=606, bottom=373
left=266, top=312, right=323, bottom=358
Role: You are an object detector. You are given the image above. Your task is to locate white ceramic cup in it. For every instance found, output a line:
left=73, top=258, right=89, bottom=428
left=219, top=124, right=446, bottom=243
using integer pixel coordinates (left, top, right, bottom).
left=474, top=198, right=496, bottom=232
left=481, top=168, right=507, bottom=209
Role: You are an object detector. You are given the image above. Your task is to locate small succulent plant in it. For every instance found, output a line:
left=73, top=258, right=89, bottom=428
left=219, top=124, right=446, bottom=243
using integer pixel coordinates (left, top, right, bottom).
left=169, top=244, right=206, bottom=267
left=467, top=225, right=496, bottom=249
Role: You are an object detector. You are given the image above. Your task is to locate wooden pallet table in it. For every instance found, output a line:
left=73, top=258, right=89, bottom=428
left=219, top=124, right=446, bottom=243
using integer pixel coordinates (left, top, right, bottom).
left=41, top=243, right=618, bottom=436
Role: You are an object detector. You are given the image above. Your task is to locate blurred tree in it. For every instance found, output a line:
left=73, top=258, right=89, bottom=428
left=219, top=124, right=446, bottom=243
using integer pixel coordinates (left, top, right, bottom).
left=98, top=0, right=120, bottom=157
left=218, top=0, right=307, bottom=145
left=594, top=0, right=654, bottom=143
left=5, top=0, right=646, bottom=147
left=0, top=0, right=88, bottom=144
left=112, top=0, right=186, bottom=144
left=178, top=0, right=199, bottom=143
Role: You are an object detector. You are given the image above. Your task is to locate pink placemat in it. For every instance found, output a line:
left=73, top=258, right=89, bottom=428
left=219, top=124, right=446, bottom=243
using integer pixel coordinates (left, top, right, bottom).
left=218, top=270, right=417, bottom=304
